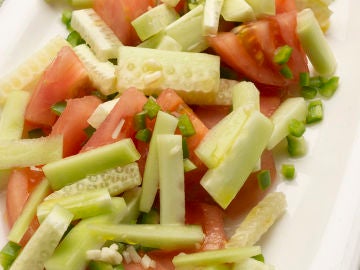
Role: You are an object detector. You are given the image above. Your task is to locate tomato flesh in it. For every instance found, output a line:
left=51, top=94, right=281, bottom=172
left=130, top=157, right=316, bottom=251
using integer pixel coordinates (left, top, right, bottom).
left=25, top=46, right=91, bottom=127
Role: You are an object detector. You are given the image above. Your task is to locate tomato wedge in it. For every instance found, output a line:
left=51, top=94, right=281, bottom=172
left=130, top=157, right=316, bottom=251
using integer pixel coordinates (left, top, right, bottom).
left=209, top=12, right=308, bottom=89
left=25, top=46, right=91, bottom=127
left=51, top=95, right=102, bottom=157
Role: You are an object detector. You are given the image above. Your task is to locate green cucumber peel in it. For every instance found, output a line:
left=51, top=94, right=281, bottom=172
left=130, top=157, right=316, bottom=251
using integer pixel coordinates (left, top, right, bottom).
left=45, top=162, right=141, bottom=200
left=221, top=0, right=255, bottom=22
left=116, top=46, right=220, bottom=105
left=44, top=199, right=127, bottom=270
left=10, top=205, right=73, bottom=270
left=0, top=90, right=30, bottom=140
left=200, top=110, right=273, bottom=209
left=37, top=188, right=112, bottom=222
left=157, top=134, right=185, bottom=225
left=8, top=179, right=50, bottom=244
left=0, top=135, right=63, bottom=170
left=131, top=4, right=180, bottom=41
left=43, top=138, right=140, bottom=190
left=297, top=8, right=337, bottom=76
left=267, top=97, right=307, bottom=150
left=172, top=246, right=261, bottom=267
left=87, top=224, right=204, bottom=250
left=139, top=111, right=179, bottom=213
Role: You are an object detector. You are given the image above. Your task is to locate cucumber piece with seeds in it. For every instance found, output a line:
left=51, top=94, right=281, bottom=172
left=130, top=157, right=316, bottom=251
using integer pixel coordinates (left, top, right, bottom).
left=43, top=138, right=140, bottom=190
left=71, top=8, right=122, bottom=61
left=10, top=206, right=73, bottom=270
left=116, top=46, right=220, bottom=105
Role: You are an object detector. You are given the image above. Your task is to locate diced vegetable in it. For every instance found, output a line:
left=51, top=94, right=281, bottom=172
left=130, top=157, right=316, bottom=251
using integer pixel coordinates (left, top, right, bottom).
left=221, top=0, right=255, bottom=22
left=0, top=241, right=22, bottom=270
left=203, top=0, right=224, bottom=36
left=87, top=98, right=119, bottom=129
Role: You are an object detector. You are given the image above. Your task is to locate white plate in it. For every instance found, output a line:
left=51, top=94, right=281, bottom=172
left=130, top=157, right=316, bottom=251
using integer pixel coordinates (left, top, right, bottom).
left=0, top=1, right=360, bottom=269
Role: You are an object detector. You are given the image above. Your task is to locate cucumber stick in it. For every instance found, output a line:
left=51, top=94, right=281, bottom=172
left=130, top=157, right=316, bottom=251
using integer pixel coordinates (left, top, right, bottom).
left=0, top=90, right=29, bottom=140
left=231, top=81, right=260, bottom=110
left=267, top=97, right=307, bottom=150
left=116, top=46, right=220, bottom=105
left=203, top=0, right=224, bottom=36
left=71, top=8, right=122, bottom=61
left=140, top=111, right=178, bottom=213
left=244, top=0, right=275, bottom=17
left=37, top=188, right=112, bottom=222
left=131, top=4, right=180, bottom=41
left=157, top=134, right=185, bottom=225
left=43, top=138, right=140, bottom=190
left=121, top=187, right=142, bottom=224
left=221, top=0, right=255, bottom=22
left=297, top=8, right=336, bottom=76
left=87, top=224, right=204, bottom=250
left=45, top=162, right=141, bottom=199
left=74, top=44, right=116, bottom=95
left=8, top=179, right=50, bottom=244
left=9, top=205, right=73, bottom=270
left=200, top=111, right=273, bottom=209
left=0, top=135, right=63, bottom=170
left=172, top=246, right=261, bottom=267
left=44, top=199, right=127, bottom=270
left=161, top=0, right=180, bottom=6
left=195, top=107, right=250, bottom=169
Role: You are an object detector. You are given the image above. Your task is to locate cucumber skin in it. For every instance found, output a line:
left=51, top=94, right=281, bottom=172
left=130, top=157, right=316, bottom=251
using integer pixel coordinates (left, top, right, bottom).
left=43, top=138, right=140, bottom=190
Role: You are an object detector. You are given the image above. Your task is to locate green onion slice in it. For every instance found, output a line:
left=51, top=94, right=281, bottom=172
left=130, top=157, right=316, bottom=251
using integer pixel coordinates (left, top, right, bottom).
left=288, top=119, right=306, bottom=137
left=273, top=45, right=293, bottom=65
left=177, top=114, right=196, bottom=137
left=281, top=164, right=295, bottom=180
left=143, top=97, right=161, bottom=119
left=306, top=99, right=323, bottom=124
left=51, top=100, right=67, bottom=116
left=135, top=128, right=152, bottom=142
left=257, top=170, right=271, bottom=190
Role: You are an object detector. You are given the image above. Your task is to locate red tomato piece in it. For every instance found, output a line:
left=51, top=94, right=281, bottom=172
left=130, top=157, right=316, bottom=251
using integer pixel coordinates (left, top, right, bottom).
left=156, top=89, right=208, bottom=170
left=25, top=46, right=91, bottom=127
left=208, top=12, right=308, bottom=89
left=6, top=167, right=44, bottom=245
left=260, top=95, right=281, bottom=117
left=94, top=0, right=156, bottom=46
left=225, top=150, right=277, bottom=219
left=81, top=88, right=148, bottom=152
left=191, top=105, right=231, bottom=129
left=276, top=0, right=297, bottom=13
left=51, top=95, right=102, bottom=157
left=186, top=202, right=227, bottom=251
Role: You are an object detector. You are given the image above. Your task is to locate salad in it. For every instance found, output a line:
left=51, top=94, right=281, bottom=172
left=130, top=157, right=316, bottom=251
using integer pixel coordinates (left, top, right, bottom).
left=0, top=0, right=340, bottom=269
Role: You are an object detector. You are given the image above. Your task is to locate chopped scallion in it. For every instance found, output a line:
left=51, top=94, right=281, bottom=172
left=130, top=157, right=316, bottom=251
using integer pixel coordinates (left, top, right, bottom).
left=66, top=31, right=85, bottom=47
left=140, top=209, right=160, bottom=224
left=133, top=111, right=147, bottom=131
left=84, top=125, right=96, bottom=139
left=286, top=135, right=307, bottom=157
left=288, top=119, right=306, bottom=137
left=280, top=64, right=293, bottom=79
left=182, top=137, right=190, bottom=159
left=51, top=100, right=67, bottom=116
left=306, top=99, right=323, bottom=124
left=61, top=10, right=73, bottom=31
left=257, top=170, right=271, bottom=190
left=177, top=114, right=195, bottom=137
left=301, top=86, right=318, bottom=99
left=88, top=260, right=114, bottom=270
left=281, top=164, right=295, bottom=180
left=252, top=253, right=265, bottom=263
left=135, top=128, right=152, bottom=142
left=143, top=97, right=161, bottom=119
left=319, top=76, right=339, bottom=98
left=0, top=241, right=22, bottom=270
left=273, top=45, right=293, bottom=65
left=299, top=72, right=310, bottom=87
left=183, top=158, right=197, bottom=172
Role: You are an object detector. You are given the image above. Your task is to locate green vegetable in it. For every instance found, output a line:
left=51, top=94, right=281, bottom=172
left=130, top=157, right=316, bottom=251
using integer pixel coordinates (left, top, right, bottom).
left=135, top=128, right=152, bottom=142
left=143, top=97, right=161, bottom=119
left=51, top=100, right=67, bottom=116
left=43, top=138, right=140, bottom=190
left=203, top=0, right=224, bottom=36
left=287, top=135, right=307, bottom=157
left=288, top=118, right=306, bottom=137
left=221, top=0, right=255, bottom=22
left=319, top=76, right=339, bottom=98
left=281, top=164, right=296, bottom=180
left=257, top=170, right=271, bottom=190
left=177, top=114, right=196, bottom=137
left=61, top=10, right=72, bottom=30
left=0, top=241, right=22, bottom=270
left=140, top=209, right=160, bottom=224
left=133, top=111, right=147, bottom=131
left=66, top=31, right=85, bottom=47
left=279, top=64, right=293, bottom=79
left=273, top=45, right=293, bottom=65
left=88, top=224, right=204, bottom=250
left=306, top=99, right=323, bottom=124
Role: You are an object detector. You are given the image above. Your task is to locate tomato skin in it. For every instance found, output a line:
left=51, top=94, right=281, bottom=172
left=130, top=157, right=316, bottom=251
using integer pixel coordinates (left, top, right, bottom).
left=25, top=46, right=91, bottom=127
left=81, top=88, right=148, bottom=152
left=209, top=12, right=308, bottom=89
left=51, top=95, right=102, bottom=157
left=94, top=0, right=155, bottom=45
left=6, top=167, right=44, bottom=245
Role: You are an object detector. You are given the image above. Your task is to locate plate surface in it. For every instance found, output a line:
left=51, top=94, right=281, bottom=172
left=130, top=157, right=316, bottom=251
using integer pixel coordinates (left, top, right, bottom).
left=0, top=1, right=360, bottom=269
